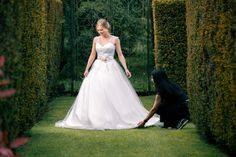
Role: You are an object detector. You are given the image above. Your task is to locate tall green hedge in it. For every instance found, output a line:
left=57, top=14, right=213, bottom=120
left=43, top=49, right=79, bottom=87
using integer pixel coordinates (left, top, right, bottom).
left=46, top=0, right=63, bottom=97
left=17, top=0, right=48, bottom=132
left=186, top=0, right=236, bottom=152
left=152, top=0, right=187, bottom=90
left=0, top=0, right=24, bottom=139
left=0, top=0, right=63, bottom=138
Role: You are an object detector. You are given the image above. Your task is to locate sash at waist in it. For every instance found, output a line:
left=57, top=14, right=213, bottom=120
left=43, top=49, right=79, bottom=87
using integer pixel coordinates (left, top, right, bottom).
left=97, top=55, right=114, bottom=62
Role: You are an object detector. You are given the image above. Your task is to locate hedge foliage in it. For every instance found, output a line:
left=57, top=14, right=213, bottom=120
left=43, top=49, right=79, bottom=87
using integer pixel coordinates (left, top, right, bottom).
left=17, top=0, right=48, bottom=132
left=0, top=0, right=24, bottom=139
left=186, top=0, right=236, bottom=152
left=46, top=0, right=63, bottom=97
left=152, top=0, right=187, bottom=90
left=0, top=0, right=63, bottom=138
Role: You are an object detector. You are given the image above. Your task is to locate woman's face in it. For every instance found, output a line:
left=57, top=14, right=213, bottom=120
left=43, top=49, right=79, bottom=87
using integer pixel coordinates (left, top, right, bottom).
left=96, top=25, right=109, bottom=36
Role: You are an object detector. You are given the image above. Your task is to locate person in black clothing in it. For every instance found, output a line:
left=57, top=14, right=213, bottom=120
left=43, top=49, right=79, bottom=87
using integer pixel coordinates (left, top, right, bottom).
left=138, top=69, right=190, bottom=129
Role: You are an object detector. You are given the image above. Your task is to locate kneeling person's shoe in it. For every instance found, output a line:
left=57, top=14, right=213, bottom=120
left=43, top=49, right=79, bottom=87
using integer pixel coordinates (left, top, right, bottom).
left=176, top=118, right=189, bottom=129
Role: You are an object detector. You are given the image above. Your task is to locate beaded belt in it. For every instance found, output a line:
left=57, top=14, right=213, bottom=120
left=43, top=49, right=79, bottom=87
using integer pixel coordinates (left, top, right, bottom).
left=97, top=55, right=114, bottom=62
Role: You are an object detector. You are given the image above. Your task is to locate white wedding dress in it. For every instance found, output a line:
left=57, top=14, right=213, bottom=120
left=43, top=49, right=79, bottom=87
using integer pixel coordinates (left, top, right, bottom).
left=55, top=36, right=159, bottom=130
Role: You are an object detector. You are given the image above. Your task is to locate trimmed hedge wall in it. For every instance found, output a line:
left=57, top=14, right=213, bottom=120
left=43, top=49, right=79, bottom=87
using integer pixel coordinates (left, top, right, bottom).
left=17, top=0, right=48, bottom=132
left=152, top=0, right=187, bottom=90
left=0, top=0, right=63, bottom=139
left=46, top=0, right=63, bottom=97
left=0, top=0, right=24, bottom=139
left=186, top=0, right=236, bottom=152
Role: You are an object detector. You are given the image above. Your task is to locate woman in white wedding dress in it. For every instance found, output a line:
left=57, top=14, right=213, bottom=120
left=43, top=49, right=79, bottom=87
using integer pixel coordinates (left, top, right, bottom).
left=55, top=18, right=159, bottom=130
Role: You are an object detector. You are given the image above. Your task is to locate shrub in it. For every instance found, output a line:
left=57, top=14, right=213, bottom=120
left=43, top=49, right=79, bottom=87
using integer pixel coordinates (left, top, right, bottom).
left=152, top=0, right=187, bottom=90
left=0, top=0, right=63, bottom=138
left=186, top=0, right=236, bottom=152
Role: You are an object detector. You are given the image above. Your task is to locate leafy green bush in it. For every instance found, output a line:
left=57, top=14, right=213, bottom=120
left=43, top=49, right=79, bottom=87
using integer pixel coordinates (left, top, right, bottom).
left=17, top=0, right=48, bottom=132
left=0, top=0, right=63, bottom=138
left=152, top=0, right=187, bottom=90
left=186, top=0, right=236, bottom=152
left=0, top=0, right=23, bottom=140
left=45, top=0, right=63, bottom=97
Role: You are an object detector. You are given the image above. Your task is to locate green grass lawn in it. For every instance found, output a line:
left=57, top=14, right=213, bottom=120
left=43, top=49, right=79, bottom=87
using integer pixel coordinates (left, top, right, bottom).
left=17, top=96, right=227, bottom=157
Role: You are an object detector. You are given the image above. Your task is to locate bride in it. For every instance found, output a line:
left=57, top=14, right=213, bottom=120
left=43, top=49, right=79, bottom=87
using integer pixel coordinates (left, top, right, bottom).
left=55, top=18, right=159, bottom=130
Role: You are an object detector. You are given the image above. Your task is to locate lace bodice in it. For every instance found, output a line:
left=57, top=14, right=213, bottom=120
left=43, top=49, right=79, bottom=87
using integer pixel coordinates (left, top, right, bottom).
left=95, top=36, right=118, bottom=58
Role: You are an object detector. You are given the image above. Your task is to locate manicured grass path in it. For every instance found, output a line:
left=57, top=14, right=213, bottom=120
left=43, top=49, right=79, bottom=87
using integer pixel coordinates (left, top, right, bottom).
left=18, top=96, right=227, bottom=157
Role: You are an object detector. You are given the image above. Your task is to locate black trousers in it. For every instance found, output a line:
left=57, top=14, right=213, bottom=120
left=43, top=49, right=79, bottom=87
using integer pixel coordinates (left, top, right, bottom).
left=156, top=102, right=190, bottom=128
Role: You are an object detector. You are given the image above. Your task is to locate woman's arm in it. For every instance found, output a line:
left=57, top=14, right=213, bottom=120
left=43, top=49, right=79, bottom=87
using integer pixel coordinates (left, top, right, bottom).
left=137, top=94, right=161, bottom=128
left=115, top=37, right=131, bottom=78
left=84, top=37, right=97, bottom=77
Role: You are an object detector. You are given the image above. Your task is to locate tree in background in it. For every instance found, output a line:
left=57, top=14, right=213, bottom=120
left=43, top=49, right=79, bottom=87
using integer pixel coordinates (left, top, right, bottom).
left=60, top=0, right=151, bottom=93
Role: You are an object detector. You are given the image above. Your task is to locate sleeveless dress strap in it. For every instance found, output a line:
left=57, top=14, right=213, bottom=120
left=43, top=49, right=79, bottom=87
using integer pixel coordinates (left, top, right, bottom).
left=110, top=36, right=118, bottom=44
left=94, top=36, right=99, bottom=43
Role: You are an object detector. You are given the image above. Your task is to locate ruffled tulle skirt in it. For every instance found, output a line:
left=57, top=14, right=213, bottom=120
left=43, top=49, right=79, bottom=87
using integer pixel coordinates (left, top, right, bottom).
left=55, top=59, right=159, bottom=130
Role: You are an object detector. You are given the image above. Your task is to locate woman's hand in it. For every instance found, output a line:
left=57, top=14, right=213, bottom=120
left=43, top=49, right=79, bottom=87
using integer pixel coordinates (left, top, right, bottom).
left=84, top=69, right=89, bottom=77
left=137, top=121, right=145, bottom=128
left=125, top=69, right=132, bottom=78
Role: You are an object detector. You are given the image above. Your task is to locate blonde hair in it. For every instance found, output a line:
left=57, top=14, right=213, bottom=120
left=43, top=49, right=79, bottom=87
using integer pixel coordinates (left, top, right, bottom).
left=96, top=18, right=111, bottom=30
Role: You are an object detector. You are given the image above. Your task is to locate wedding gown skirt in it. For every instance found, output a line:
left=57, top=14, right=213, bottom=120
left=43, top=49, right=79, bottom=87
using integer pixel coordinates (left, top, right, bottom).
left=55, top=58, right=159, bottom=130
